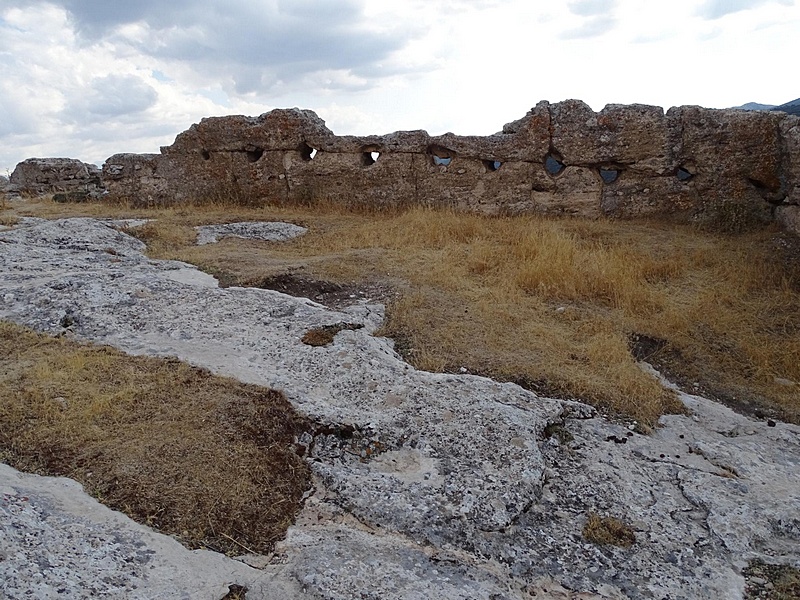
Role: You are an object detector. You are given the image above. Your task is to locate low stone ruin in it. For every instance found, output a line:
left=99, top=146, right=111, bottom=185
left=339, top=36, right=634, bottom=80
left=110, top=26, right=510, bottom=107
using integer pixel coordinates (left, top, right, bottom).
left=7, top=100, right=800, bottom=233
left=9, top=157, right=103, bottom=201
left=97, top=100, right=800, bottom=231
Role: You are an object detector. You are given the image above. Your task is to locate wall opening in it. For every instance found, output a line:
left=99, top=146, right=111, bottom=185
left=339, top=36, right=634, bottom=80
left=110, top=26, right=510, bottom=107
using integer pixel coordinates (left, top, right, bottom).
left=599, top=168, right=619, bottom=183
left=361, top=147, right=380, bottom=166
left=246, top=148, right=264, bottom=163
left=300, top=142, right=317, bottom=161
left=428, top=144, right=454, bottom=167
left=676, top=167, right=693, bottom=182
left=484, top=160, right=502, bottom=171
left=545, top=154, right=565, bottom=176
left=201, top=149, right=211, bottom=161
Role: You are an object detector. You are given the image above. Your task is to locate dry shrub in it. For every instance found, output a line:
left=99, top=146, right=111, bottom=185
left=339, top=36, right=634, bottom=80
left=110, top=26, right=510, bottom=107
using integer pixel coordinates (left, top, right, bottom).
left=0, top=321, right=311, bottom=554
left=582, top=512, right=636, bottom=548
left=122, top=220, right=197, bottom=254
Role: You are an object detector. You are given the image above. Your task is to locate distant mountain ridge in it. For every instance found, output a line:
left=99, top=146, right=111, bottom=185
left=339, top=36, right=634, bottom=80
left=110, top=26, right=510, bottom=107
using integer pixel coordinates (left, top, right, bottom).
left=733, top=98, right=800, bottom=116
left=734, top=102, right=776, bottom=111
left=773, top=98, right=800, bottom=116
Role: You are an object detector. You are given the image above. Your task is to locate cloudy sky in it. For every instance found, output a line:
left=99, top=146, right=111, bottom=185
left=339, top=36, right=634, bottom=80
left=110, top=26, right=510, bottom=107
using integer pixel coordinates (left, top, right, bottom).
left=1, top=0, right=798, bottom=173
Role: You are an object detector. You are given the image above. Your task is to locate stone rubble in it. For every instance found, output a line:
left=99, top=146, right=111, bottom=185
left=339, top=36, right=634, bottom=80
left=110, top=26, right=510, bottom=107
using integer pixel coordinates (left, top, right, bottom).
left=0, top=217, right=798, bottom=599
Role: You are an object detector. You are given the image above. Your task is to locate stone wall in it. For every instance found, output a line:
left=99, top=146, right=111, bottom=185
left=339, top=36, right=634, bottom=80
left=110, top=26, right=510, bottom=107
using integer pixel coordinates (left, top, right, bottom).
left=10, top=158, right=103, bottom=201
left=53, top=101, right=800, bottom=229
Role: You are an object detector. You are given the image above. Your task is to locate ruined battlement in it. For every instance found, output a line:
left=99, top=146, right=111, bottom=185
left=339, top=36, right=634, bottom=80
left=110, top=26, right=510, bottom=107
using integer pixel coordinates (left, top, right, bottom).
left=14, top=100, right=800, bottom=230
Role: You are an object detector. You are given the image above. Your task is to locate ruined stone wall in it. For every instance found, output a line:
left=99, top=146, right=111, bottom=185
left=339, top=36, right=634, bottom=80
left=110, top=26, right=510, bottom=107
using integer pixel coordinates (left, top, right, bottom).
left=10, top=158, right=103, bottom=201
left=96, top=101, right=800, bottom=229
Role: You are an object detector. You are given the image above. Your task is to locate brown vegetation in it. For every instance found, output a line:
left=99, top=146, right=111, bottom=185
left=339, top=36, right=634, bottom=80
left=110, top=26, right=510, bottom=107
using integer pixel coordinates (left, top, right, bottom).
left=0, top=321, right=312, bottom=554
left=582, top=512, right=636, bottom=548
left=6, top=196, right=800, bottom=426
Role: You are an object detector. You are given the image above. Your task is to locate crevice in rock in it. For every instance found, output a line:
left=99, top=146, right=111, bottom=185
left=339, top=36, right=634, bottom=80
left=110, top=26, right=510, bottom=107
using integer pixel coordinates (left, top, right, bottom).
left=220, top=584, right=248, bottom=599
left=688, top=445, right=739, bottom=478
left=245, top=148, right=263, bottom=163
left=673, top=472, right=712, bottom=535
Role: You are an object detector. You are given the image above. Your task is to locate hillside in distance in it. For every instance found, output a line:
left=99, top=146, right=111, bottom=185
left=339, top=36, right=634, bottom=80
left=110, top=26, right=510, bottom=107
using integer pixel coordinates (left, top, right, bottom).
left=733, top=98, right=800, bottom=116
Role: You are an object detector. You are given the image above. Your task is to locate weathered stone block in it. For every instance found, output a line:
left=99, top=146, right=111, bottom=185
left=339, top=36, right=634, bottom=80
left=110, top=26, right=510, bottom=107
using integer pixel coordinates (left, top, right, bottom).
left=532, top=166, right=601, bottom=217
left=551, top=101, right=672, bottom=173
left=11, top=157, right=102, bottom=196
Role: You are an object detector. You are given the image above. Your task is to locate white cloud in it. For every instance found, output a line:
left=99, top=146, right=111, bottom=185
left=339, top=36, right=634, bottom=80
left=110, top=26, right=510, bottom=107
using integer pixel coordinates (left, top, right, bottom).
left=568, top=0, right=618, bottom=17
left=697, top=0, right=793, bottom=19
left=1, top=0, right=799, bottom=173
left=66, top=74, right=159, bottom=120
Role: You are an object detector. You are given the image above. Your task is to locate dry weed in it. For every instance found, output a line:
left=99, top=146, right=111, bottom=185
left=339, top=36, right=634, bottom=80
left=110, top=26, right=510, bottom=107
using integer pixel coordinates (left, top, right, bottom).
left=11, top=197, right=800, bottom=426
left=582, top=512, right=636, bottom=548
left=0, top=321, right=311, bottom=554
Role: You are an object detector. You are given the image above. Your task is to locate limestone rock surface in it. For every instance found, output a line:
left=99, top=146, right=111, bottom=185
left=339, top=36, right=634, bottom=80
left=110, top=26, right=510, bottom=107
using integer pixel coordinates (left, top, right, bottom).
left=0, top=218, right=798, bottom=599
left=195, top=221, right=308, bottom=245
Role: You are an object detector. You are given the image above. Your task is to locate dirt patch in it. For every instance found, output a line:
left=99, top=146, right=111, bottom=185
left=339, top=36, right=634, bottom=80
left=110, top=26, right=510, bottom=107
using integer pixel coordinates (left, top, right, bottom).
left=0, top=321, right=312, bottom=555
left=301, top=322, right=364, bottom=346
left=628, top=333, right=668, bottom=362
left=224, top=272, right=395, bottom=310
left=646, top=343, right=794, bottom=424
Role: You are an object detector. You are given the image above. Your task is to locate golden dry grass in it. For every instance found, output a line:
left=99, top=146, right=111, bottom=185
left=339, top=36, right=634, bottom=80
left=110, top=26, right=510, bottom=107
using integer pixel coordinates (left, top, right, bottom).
left=582, top=513, right=636, bottom=548
left=0, top=321, right=311, bottom=554
left=7, top=196, right=800, bottom=426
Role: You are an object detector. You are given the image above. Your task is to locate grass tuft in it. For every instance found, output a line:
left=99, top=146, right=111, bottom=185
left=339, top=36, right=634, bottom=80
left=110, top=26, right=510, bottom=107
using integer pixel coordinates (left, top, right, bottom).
left=582, top=512, right=636, bottom=548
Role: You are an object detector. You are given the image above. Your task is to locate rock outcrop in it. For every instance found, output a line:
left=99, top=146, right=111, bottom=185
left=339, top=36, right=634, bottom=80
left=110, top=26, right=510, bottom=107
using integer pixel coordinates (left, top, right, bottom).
left=10, top=157, right=103, bottom=200
left=1, top=217, right=798, bottom=599
left=97, top=102, right=800, bottom=231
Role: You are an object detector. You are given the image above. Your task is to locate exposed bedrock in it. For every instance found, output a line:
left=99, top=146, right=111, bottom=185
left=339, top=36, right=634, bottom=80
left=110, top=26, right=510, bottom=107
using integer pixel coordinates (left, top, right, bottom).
left=1, top=218, right=799, bottom=599
left=95, top=101, right=800, bottom=231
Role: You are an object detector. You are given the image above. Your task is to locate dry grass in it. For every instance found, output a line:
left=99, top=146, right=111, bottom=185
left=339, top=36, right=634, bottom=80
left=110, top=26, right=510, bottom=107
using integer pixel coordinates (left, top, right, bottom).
left=6, top=197, right=800, bottom=427
left=0, top=321, right=312, bottom=555
left=744, top=560, right=800, bottom=600
left=582, top=512, right=636, bottom=548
